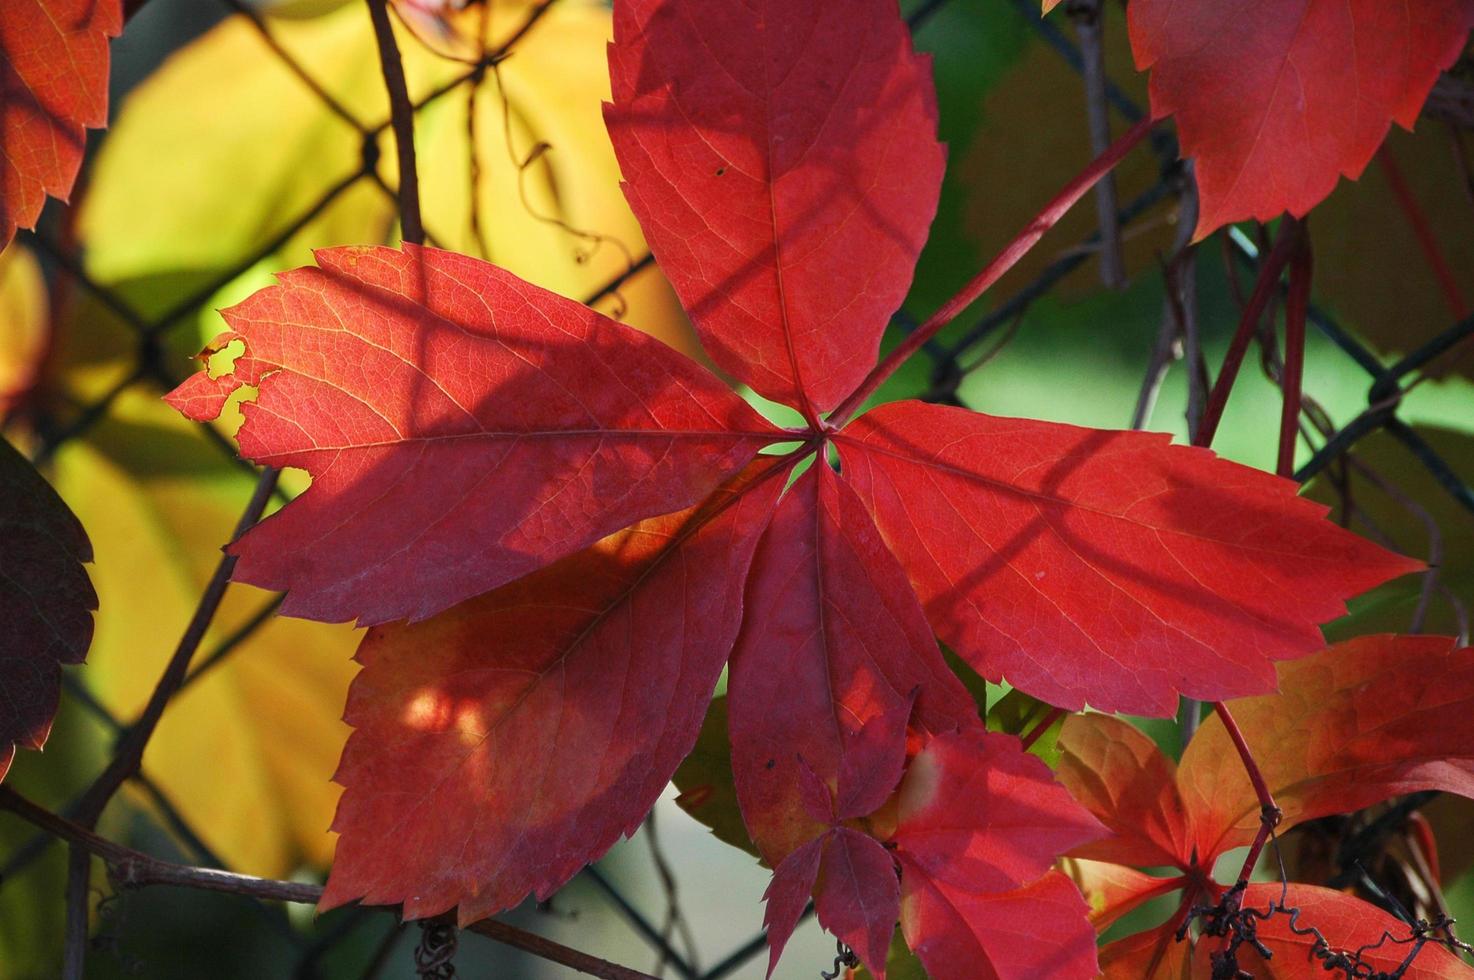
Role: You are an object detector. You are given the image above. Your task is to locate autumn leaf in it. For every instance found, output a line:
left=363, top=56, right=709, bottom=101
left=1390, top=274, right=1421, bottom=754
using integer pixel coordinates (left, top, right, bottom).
left=834, top=403, right=1417, bottom=715
left=0, top=435, right=95, bottom=781
left=0, top=243, right=47, bottom=417
left=1058, top=636, right=1474, bottom=974
left=166, top=244, right=777, bottom=626
left=1179, top=634, right=1474, bottom=861
left=78, top=0, right=694, bottom=357
left=1122, top=0, right=1474, bottom=236
left=604, top=0, right=944, bottom=415
left=51, top=390, right=358, bottom=875
left=319, top=462, right=784, bottom=922
left=168, top=0, right=1417, bottom=963
left=0, top=0, right=120, bottom=247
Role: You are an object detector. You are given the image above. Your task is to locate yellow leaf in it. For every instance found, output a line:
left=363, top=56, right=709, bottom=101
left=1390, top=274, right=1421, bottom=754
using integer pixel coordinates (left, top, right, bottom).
left=0, top=243, right=48, bottom=417
left=52, top=387, right=357, bottom=876
left=78, top=0, right=694, bottom=356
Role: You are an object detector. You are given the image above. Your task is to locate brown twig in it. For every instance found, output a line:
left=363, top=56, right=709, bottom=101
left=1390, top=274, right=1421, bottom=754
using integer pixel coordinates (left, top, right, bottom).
left=0, top=786, right=657, bottom=980
left=1067, top=0, right=1125, bottom=288
left=368, top=0, right=424, bottom=245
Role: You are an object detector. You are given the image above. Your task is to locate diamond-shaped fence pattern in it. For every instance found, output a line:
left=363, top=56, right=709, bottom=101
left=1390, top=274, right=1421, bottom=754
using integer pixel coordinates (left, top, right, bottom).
left=2, top=0, right=1471, bottom=977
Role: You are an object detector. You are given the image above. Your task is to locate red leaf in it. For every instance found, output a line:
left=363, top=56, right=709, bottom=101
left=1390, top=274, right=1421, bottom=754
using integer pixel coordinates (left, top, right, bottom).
left=892, top=727, right=1106, bottom=894
left=897, top=867, right=1099, bottom=980
left=1063, top=857, right=1185, bottom=932
left=0, top=0, right=120, bottom=247
left=1056, top=713, right=1194, bottom=869
left=728, top=462, right=976, bottom=864
left=1098, top=924, right=1192, bottom=980
left=813, top=828, right=900, bottom=978
left=0, top=436, right=95, bottom=781
left=1226, top=883, right=1474, bottom=979
left=836, top=401, right=1420, bottom=716
left=165, top=244, right=780, bottom=627
left=762, top=836, right=823, bottom=977
left=604, top=0, right=944, bottom=415
left=1180, top=635, right=1474, bottom=862
left=1127, top=0, right=1474, bottom=237
left=319, top=463, right=784, bottom=922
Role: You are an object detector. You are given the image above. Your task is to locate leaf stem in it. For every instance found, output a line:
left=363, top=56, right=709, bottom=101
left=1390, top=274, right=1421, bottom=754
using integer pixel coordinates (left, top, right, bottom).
left=828, top=116, right=1154, bottom=427
left=1377, top=145, right=1468, bottom=319
left=1019, top=707, right=1064, bottom=751
left=1192, top=219, right=1299, bottom=449
left=1277, top=231, right=1311, bottom=478
left=0, top=786, right=658, bottom=980
left=1210, top=701, right=1281, bottom=885
left=367, top=0, right=424, bottom=246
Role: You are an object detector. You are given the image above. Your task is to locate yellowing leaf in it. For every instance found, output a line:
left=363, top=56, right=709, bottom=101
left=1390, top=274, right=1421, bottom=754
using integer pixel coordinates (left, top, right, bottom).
left=52, top=387, right=356, bottom=876
left=0, top=243, right=48, bottom=417
left=78, top=0, right=693, bottom=356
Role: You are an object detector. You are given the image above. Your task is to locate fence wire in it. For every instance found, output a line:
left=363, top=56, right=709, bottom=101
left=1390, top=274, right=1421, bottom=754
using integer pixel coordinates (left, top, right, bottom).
left=2, top=0, right=1471, bottom=977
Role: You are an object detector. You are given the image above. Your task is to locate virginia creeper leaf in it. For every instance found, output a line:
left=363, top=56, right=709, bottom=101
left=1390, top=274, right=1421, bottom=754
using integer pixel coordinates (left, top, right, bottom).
left=892, top=728, right=1106, bottom=895
left=1097, top=924, right=1192, bottom=980
left=728, top=462, right=976, bottom=864
left=0, top=0, right=120, bottom=247
left=836, top=401, right=1421, bottom=716
left=1180, top=634, right=1474, bottom=862
left=0, top=244, right=46, bottom=417
left=762, top=835, right=823, bottom=976
left=605, top=0, right=944, bottom=414
left=0, top=436, right=95, bottom=781
left=897, top=867, right=1099, bottom=980
left=165, top=243, right=778, bottom=626
left=1061, top=857, right=1184, bottom=932
left=320, top=462, right=784, bottom=922
left=1056, top=713, right=1194, bottom=869
left=1126, top=0, right=1474, bottom=236
left=812, top=828, right=901, bottom=979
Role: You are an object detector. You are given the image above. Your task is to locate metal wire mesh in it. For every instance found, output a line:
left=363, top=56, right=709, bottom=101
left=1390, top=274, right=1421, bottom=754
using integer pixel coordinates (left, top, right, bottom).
left=3, top=0, right=1471, bottom=976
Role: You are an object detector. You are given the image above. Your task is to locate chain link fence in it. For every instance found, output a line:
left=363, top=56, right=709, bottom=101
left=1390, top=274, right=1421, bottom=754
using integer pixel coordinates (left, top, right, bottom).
left=2, top=0, right=1471, bottom=976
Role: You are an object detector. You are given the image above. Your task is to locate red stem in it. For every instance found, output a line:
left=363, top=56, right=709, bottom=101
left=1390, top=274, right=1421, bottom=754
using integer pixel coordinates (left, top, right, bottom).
left=1377, top=145, right=1469, bottom=319
left=827, top=116, right=1155, bottom=428
left=1211, top=701, right=1281, bottom=884
left=1276, top=233, right=1312, bottom=478
left=1019, top=707, right=1065, bottom=751
left=1192, top=220, right=1300, bottom=448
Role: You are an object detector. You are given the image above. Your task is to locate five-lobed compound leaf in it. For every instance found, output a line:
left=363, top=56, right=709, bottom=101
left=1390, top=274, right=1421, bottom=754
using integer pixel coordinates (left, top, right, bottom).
left=836, top=401, right=1419, bottom=716
left=166, top=243, right=779, bottom=627
left=1124, top=0, right=1474, bottom=237
left=605, top=0, right=944, bottom=415
left=1179, top=634, right=1474, bottom=863
left=0, top=0, right=121, bottom=248
left=320, top=462, right=785, bottom=923
left=728, top=462, right=976, bottom=865
left=0, top=436, right=96, bottom=781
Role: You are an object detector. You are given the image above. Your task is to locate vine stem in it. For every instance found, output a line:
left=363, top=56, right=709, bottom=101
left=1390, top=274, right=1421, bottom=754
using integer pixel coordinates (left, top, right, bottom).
left=367, top=0, right=424, bottom=246
left=0, top=787, right=658, bottom=980
left=1277, top=231, right=1312, bottom=478
left=1019, top=707, right=1065, bottom=751
left=1212, top=699, right=1281, bottom=887
left=1377, top=145, right=1468, bottom=319
left=1192, top=218, right=1300, bottom=449
left=827, top=115, right=1155, bottom=427
left=61, top=466, right=281, bottom=980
